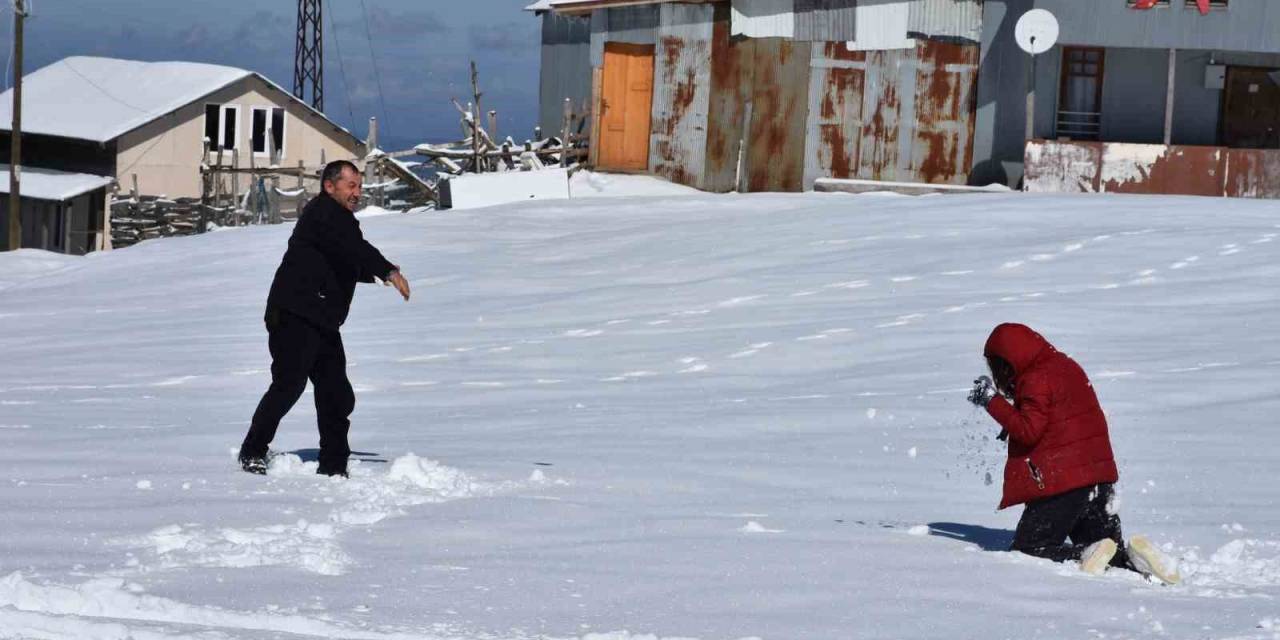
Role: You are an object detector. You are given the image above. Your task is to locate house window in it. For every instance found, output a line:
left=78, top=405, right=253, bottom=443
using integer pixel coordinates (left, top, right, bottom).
left=251, top=107, right=287, bottom=157
left=1187, top=0, right=1227, bottom=8
left=1127, top=0, right=1169, bottom=7
left=1056, top=47, right=1106, bottom=140
left=203, top=103, right=240, bottom=151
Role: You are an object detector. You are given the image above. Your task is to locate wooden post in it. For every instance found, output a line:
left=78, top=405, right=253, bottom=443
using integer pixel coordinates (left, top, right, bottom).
left=198, top=137, right=210, bottom=234
left=736, top=101, right=753, bottom=193
left=214, top=147, right=224, bottom=220
left=1164, top=48, right=1177, bottom=146
left=471, top=61, right=483, bottom=173
left=101, top=189, right=112, bottom=250
left=6, top=0, right=26, bottom=250
left=561, top=98, right=572, bottom=168
left=588, top=66, right=603, bottom=168
left=269, top=172, right=280, bottom=224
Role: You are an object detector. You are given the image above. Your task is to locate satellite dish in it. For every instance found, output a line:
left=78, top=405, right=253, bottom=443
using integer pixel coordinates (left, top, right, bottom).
left=1015, top=9, right=1059, bottom=55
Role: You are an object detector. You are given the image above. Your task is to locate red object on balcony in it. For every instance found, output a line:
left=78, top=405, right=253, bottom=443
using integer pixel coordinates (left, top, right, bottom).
left=1132, top=0, right=1211, bottom=14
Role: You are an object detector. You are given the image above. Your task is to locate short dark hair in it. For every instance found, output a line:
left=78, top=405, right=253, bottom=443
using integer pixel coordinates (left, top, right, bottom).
left=322, top=160, right=359, bottom=186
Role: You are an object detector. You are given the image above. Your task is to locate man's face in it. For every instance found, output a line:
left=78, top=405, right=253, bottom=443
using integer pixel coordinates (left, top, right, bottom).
left=324, top=167, right=362, bottom=212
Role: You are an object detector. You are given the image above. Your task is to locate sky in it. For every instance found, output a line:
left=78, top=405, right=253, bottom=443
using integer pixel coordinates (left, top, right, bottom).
left=0, top=0, right=543, bottom=152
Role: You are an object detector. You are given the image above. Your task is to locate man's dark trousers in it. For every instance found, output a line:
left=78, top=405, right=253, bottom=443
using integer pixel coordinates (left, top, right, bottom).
left=240, top=309, right=354, bottom=475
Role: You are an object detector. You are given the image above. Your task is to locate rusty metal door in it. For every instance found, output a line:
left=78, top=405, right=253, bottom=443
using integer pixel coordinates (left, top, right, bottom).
left=1223, top=67, right=1280, bottom=150
left=599, top=42, right=655, bottom=172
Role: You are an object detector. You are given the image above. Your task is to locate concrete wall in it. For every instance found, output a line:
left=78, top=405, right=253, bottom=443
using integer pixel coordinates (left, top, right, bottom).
left=115, top=75, right=363, bottom=199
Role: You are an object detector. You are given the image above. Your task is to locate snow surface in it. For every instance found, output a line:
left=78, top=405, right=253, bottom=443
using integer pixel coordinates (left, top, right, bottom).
left=2, top=187, right=1280, bottom=639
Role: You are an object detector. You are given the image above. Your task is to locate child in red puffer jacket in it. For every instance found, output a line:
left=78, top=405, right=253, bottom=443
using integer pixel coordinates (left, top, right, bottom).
left=968, top=323, right=1179, bottom=583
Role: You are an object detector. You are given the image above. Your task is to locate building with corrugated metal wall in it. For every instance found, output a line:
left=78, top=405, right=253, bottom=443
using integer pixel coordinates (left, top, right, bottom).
left=976, top=0, right=1280, bottom=197
left=533, top=0, right=986, bottom=192
left=535, top=11, right=593, bottom=137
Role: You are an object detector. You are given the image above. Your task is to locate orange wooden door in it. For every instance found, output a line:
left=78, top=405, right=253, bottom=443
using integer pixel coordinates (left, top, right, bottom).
left=599, top=42, right=654, bottom=172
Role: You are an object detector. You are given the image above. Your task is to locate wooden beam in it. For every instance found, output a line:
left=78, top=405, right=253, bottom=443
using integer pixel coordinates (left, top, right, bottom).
left=1164, top=48, right=1177, bottom=145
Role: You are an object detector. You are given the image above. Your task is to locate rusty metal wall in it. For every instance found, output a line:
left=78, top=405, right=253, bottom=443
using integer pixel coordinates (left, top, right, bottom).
left=907, top=0, right=983, bottom=44
left=705, top=3, right=752, bottom=193
left=910, top=40, right=979, bottom=184
left=1025, top=140, right=1280, bottom=199
left=803, top=43, right=865, bottom=187
left=649, top=3, right=716, bottom=189
left=1024, top=140, right=1102, bottom=193
left=793, top=0, right=857, bottom=42
left=1100, top=144, right=1224, bottom=196
left=1225, top=149, right=1280, bottom=199
left=746, top=38, right=812, bottom=192
left=804, top=39, right=978, bottom=188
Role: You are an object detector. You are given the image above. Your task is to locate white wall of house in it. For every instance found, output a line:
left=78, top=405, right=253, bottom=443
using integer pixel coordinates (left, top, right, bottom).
left=115, top=75, right=364, bottom=198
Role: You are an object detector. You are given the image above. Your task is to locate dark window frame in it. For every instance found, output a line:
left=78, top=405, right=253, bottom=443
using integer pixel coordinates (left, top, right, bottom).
left=1056, top=46, right=1107, bottom=141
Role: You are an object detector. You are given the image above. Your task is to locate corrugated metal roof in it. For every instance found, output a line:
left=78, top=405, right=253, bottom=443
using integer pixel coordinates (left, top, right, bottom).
left=908, top=0, right=983, bottom=44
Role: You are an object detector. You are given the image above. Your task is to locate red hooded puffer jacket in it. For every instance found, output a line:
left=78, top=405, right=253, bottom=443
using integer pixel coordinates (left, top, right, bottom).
left=984, top=324, right=1118, bottom=509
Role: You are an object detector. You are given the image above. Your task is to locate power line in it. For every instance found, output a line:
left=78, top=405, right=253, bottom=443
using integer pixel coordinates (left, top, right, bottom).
left=357, top=0, right=391, bottom=145
left=324, top=0, right=355, bottom=126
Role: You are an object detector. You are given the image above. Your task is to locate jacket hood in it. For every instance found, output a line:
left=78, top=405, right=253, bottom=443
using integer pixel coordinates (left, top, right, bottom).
left=983, top=323, right=1054, bottom=375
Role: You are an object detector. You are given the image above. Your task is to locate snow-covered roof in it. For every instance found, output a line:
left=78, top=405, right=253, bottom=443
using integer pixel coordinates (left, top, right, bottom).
left=0, top=56, right=355, bottom=145
left=0, top=164, right=113, bottom=201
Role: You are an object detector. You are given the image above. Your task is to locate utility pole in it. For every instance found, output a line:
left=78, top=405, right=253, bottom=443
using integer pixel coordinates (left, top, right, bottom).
left=294, top=0, right=323, bottom=111
left=7, top=0, right=26, bottom=251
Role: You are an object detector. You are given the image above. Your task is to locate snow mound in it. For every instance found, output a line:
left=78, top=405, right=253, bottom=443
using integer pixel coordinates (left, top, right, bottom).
left=1180, top=538, right=1280, bottom=592
left=122, top=454, right=543, bottom=576
left=0, top=248, right=82, bottom=292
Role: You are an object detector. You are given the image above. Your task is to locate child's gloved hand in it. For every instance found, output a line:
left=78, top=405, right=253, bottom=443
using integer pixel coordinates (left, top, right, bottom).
left=967, top=376, right=996, bottom=407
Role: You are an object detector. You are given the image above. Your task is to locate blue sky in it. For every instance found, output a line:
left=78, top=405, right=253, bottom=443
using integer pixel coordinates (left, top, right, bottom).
left=0, top=0, right=542, bottom=151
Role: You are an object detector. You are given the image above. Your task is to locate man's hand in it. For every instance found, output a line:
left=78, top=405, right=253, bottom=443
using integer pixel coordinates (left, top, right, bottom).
left=385, top=270, right=411, bottom=301
left=967, top=375, right=996, bottom=407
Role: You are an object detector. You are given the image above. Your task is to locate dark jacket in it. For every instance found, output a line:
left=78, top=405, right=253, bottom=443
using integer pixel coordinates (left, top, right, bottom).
left=983, top=323, right=1119, bottom=509
left=265, top=192, right=396, bottom=330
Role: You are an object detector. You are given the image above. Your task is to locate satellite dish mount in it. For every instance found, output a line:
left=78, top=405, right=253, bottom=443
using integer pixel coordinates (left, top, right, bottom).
left=1014, top=9, right=1060, bottom=149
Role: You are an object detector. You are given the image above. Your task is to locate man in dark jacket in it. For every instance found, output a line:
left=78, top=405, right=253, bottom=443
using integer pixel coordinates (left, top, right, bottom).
left=238, top=160, right=410, bottom=477
left=967, top=323, right=1180, bottom=583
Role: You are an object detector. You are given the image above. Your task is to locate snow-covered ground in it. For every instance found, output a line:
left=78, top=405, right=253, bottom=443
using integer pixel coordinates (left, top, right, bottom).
left=1, top=182, right=1279, bottom=639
